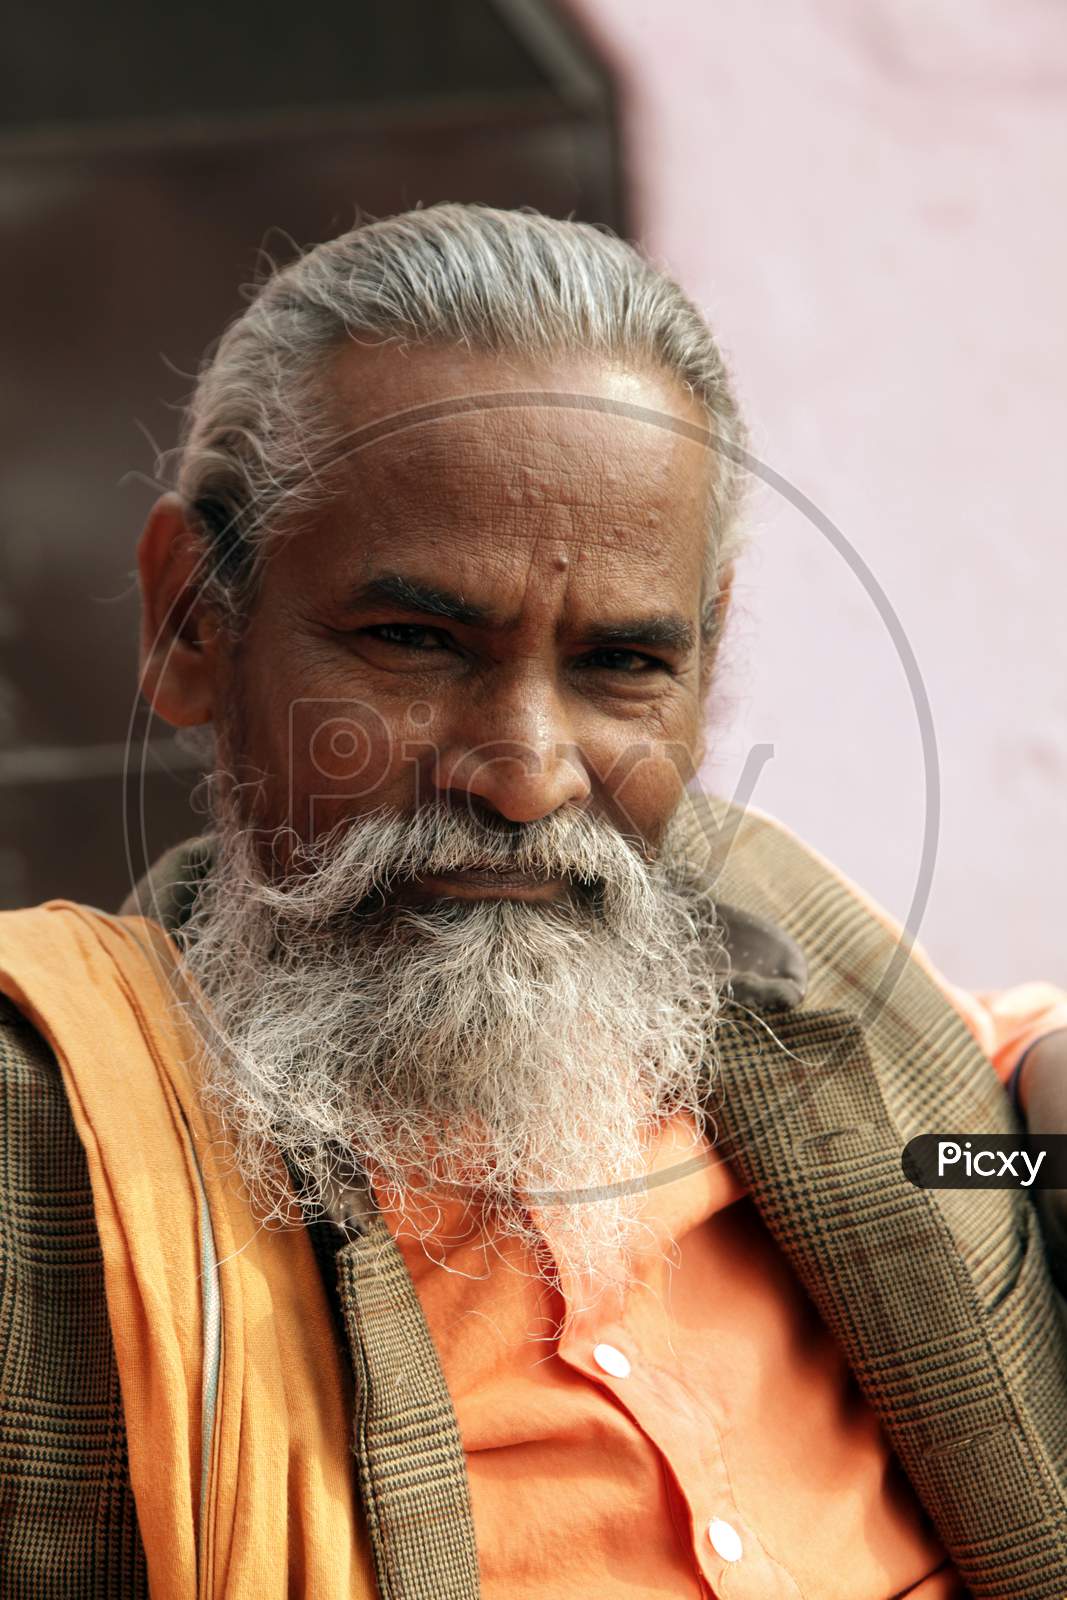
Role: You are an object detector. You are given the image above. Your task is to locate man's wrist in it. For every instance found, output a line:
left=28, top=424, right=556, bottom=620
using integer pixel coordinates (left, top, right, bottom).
left=1012, top=1027, right=1067, bottom=1127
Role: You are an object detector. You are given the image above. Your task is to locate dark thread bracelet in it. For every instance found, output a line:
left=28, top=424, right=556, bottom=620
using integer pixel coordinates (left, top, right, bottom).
left=1007, top=1027, right=1067, bottom=1121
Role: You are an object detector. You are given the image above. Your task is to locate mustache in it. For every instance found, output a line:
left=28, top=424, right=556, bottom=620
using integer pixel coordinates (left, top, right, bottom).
left=180, top=787, right=726, bottom=1282
left=251, top=801, right=664, bottom=921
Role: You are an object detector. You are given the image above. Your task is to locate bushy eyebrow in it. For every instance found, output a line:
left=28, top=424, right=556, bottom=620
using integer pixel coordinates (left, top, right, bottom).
left=344, top=573, right=492, bottom=627
left=341, top=571, right=696, bottom=654
left=583, top=617, right=695, bottom=653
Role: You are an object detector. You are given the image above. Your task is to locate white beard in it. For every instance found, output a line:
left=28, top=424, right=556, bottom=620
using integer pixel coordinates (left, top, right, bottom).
left=176, top=792, right=727, bottom=1296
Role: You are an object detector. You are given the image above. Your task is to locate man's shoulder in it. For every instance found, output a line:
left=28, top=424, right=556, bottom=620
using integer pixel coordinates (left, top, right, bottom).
left=680, top=790, right=857, bottom=902
left=680, top=794, right=1008, bottom=1096
left=678, top=791, right=882, bottom=978
left=0, top=985, right=61, bottom=1087
left=680, top=792, right=932, bottom=990
left=0, top=986, right=85, bottom=1192
left=0, top=952, right=149, bottom=1594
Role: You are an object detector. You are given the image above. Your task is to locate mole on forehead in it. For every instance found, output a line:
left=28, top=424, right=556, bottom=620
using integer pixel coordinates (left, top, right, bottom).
left=338, top=569, right=698, bottom=653
left=347, top=520, right=682, bottom=574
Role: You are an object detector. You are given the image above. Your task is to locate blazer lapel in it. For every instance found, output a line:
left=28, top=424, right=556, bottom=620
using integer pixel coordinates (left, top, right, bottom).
left=709, top=998, right=1067, bottom=1597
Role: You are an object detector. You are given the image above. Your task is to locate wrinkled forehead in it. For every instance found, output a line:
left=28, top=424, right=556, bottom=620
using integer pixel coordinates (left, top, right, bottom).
left=300, top=341, right=715, bottom=587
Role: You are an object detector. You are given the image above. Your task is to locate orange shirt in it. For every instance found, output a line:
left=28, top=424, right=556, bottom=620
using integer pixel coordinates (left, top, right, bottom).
left=375, top=888, right=1067, bottom=1597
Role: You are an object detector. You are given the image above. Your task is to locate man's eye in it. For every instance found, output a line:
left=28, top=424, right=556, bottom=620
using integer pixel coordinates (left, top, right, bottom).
left=366, top=623, right=450, bottom=651
left=580, top=649, right=667, bottom=674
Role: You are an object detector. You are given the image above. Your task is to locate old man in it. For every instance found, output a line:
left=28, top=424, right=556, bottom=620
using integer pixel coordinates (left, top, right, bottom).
left=1, top=203, right=1065, bottom=1598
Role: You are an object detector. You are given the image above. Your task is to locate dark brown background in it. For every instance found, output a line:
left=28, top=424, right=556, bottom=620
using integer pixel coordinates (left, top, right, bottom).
left=0, top=0, right=625, bottom=910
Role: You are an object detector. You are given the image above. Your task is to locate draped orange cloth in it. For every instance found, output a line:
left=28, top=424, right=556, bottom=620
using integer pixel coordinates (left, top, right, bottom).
left=0, top=902, right=374, bottom=1600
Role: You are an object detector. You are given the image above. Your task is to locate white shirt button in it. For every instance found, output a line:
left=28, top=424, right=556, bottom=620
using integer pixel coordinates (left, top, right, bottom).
left=592, top=1342, right=631, bottom=1378
left=707, top=1518, right=743, bottom=1562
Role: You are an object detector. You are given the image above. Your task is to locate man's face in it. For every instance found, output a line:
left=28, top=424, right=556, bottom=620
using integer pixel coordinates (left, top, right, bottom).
left=155, top=342, right=730, bottom=1288
left=214, top=342, right=716, bottom=885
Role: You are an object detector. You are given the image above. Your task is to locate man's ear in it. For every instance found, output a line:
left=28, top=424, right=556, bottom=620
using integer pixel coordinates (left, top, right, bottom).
left=137, top=493, right=222, bottom=727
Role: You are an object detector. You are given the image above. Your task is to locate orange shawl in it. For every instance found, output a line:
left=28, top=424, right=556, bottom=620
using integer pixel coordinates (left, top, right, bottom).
left=0, top=901, right=376, bottom=1598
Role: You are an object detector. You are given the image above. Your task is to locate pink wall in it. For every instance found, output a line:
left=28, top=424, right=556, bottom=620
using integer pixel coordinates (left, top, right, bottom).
left=568, top=0, right=1067, bottom=987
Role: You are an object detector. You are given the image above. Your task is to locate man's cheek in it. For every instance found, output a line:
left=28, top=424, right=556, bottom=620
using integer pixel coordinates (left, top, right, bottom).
left=286, top=697, right=396, bottom=839
left=588, top=739, right=699, bottom=839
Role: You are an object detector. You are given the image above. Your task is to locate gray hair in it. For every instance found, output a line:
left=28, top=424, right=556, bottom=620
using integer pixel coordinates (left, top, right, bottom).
left=173, top=202, right=749, bottom=641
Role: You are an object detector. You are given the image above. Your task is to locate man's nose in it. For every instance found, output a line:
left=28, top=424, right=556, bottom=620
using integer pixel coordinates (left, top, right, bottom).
left=431, top=676, right=592, bottom=824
